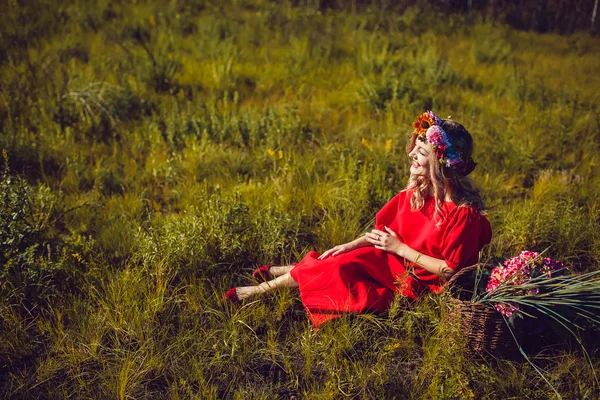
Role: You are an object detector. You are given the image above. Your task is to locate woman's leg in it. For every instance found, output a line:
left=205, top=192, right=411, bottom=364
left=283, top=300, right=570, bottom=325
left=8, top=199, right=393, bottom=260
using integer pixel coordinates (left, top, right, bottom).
left=268, top=265, right=294, bottom=277
left=236, top=272, right=298, bottom=301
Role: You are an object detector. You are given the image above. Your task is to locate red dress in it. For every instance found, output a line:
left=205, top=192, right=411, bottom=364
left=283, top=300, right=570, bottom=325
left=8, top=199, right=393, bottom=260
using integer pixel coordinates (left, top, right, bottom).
left=289, top=190, right=492, bottom=328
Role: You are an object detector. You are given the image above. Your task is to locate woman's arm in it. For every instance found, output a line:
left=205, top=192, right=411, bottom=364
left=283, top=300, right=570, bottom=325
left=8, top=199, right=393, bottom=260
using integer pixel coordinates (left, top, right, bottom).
left=397, top=244, right=454, bottom=281
left=350, top=235, right=371, bottom=248
left=365, top=226, right=455, bottom=281
left=318, top=235, right=372, bottom=260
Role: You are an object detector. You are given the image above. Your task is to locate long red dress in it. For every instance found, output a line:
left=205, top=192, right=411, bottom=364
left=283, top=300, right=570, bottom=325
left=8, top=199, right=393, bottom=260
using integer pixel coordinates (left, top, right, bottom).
left=289, top=190, right=492, bottom=328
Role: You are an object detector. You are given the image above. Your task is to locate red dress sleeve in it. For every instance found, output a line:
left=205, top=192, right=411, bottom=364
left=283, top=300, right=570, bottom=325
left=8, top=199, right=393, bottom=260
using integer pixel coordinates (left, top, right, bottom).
left=374, top=191, right=406, bottom=230
left=441, top=206, right=492, bottom=271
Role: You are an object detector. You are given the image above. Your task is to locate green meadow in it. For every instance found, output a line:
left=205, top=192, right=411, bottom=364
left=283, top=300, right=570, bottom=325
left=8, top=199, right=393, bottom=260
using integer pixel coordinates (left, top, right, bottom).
left=1, top=1, right=600, bottom=398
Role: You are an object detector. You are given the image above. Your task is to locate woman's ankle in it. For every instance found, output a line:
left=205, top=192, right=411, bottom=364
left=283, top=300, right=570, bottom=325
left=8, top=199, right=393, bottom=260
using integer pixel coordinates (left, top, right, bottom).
left=236, top=285, right=261, bottom=300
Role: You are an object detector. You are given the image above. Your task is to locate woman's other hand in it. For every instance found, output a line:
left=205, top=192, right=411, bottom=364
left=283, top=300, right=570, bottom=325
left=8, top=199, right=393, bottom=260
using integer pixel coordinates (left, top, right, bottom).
left=365, top=226, right=405, bottom=256
left=318, top=242, right=357, bottom=259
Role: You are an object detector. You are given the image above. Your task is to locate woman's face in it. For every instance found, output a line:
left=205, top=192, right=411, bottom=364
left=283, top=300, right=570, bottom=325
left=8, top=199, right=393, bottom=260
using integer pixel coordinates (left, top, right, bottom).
left=408, top=139, right=433, bottom=177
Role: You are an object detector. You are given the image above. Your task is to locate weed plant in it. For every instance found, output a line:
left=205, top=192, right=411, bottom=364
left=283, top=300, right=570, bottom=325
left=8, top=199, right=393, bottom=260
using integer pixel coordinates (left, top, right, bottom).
left=1, top=1, right=600, bottom=398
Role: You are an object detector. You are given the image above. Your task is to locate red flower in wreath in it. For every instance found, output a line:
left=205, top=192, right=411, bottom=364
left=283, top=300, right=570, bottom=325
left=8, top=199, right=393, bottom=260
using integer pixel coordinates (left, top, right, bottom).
left=435, top=143, right=447, bottom=157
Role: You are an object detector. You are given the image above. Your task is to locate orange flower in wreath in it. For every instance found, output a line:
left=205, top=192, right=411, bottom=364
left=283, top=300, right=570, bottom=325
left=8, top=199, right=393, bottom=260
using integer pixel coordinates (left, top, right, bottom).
left=412, top=112, right=436, bottom=137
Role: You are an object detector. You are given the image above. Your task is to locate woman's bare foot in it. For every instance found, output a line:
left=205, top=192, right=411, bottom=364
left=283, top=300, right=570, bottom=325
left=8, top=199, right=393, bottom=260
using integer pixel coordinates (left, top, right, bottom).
left=235, top=285, right=262, bottom=301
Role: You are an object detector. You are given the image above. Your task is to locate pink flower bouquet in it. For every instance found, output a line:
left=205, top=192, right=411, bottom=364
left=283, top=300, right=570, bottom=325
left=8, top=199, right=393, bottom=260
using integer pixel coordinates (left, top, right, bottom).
left=460, top=249, right=600, bottom=389
left=485, top=251, right=564, bottom=317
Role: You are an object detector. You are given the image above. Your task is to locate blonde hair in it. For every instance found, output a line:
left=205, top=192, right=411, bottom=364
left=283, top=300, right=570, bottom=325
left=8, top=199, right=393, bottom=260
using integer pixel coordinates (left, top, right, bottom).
left=404, top=119, right=485, bottom=221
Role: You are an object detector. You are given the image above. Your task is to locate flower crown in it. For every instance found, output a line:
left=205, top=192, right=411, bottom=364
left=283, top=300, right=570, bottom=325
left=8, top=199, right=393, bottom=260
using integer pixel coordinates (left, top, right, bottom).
left=412, top=111, right=474, bottom=175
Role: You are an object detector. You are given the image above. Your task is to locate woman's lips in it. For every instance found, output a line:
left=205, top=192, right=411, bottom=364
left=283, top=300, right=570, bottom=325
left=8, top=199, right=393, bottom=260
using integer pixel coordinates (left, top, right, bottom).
left=412, top=161, right=420, bottom=168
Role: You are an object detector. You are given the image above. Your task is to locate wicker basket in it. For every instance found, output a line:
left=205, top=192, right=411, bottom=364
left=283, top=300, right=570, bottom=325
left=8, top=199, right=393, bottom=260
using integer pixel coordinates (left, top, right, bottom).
left=445, top=264, right=520, bottom=359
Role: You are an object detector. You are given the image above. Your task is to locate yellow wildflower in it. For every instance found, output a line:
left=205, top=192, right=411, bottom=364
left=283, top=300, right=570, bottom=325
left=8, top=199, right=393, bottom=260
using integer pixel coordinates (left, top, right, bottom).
left=384, top=342, right=402, bottom=352
left=278, top=150, right=283, bottom=159
left=267, top=149, right=275, bottom=157
left=361, top=137, right=371, bottom=149
left=385, top=139, right=393, bottom=153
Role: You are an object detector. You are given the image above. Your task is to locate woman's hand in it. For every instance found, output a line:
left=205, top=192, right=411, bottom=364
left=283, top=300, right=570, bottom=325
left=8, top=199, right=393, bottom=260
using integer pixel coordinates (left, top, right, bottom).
left=365, top=226, right=405, bottom=256
left=318, top=242, right=358, bottom=260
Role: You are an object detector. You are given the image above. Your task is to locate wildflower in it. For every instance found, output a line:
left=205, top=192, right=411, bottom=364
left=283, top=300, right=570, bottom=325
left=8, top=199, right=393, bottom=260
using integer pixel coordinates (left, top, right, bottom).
left=495, top=302, right=519, bottom=317
left=486, top=250, right=563, bottom=317
left=385, top=139, right=393, bottom=153
left=412, top=112, right=437, bottom=135
left=384, top=342, right=401, bottom=352
left=435, top=143, right=447, bottom=158
left=267, top=149, right=275, bottom=157
left=427, top=126, right=446, bottom=145
left=278, top=150, right=283, bottom=159
left=361, top=138, right=371, bottom=149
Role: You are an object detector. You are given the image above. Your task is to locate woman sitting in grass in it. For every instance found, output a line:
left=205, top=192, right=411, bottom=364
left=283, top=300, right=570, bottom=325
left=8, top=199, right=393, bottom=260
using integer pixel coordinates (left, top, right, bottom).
left=224, top=111, right=492, bottom=328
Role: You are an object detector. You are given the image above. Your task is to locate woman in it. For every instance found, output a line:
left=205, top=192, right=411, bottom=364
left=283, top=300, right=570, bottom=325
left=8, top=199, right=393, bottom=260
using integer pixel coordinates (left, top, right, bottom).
left=224, top=111, right=492, bottom=328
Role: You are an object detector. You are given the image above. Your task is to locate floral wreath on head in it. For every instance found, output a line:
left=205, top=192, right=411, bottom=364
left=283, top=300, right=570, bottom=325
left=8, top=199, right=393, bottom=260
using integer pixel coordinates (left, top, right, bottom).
left=412, top=111, right=475, bottom=176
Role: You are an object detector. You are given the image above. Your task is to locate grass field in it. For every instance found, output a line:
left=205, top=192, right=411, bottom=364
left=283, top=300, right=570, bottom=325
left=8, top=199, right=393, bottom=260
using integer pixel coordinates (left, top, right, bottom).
left=1, top=1, right=600, bottom=398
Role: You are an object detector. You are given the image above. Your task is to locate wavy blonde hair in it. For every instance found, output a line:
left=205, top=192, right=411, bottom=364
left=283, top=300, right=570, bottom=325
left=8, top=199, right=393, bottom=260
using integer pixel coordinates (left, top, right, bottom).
left=404, top=119, right=486, bottom=222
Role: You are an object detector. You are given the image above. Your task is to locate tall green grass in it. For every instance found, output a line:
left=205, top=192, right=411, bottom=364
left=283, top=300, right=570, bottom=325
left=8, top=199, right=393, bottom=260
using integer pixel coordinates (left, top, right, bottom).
left=1, top=0, right=599, bottom=398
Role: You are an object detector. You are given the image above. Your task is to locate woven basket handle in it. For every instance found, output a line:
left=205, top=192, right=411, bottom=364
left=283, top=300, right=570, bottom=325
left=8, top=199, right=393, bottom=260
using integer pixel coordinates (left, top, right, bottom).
left=446, top=263, right=494, bottom=287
